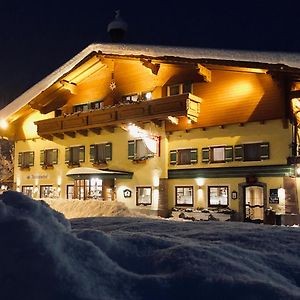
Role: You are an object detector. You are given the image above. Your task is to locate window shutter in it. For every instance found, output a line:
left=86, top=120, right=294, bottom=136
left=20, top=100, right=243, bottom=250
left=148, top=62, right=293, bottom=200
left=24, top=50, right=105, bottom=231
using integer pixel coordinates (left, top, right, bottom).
left=170, top=150, right=177, bottom=164
left=18, top=153, right=22, bottom=167
left=79, top=146, right=85, bottom=162
left=105, top=143, right=112, bottom=161
left=65, top=147, right=70, bottom=164
left=40, top=150, right=45, bottom=165
left=90, top=144, right=95, bottom=162
left=225, top=146, right=233, bottom=162
left=29, top=151, right=34, bottom=166
left=234, top=145, right=244, bottom=161
left=202, top=147, right=210, bottom=163
left=190, top=148, right=198, bottom=164
left=52, top=149, right=58, bottom=164
left=260, top=142, right=270, bottom=160
left=128, top=140, right=135, bottom=160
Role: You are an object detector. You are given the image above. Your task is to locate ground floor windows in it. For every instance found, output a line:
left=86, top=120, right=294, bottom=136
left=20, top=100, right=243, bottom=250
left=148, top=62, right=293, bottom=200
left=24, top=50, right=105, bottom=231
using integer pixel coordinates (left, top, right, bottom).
left=73, top=178, right=103, bottom=200
left=67, top=185, right=74, bottom=199
left=22, top=185, right=33, bottom=197
left=40, top=185, right=54, bottom=198
left=136, top=187, right=152, bottom=206
left=175, top=186, right=193, bottom=206
left=208, top=186, right=229, bottom=206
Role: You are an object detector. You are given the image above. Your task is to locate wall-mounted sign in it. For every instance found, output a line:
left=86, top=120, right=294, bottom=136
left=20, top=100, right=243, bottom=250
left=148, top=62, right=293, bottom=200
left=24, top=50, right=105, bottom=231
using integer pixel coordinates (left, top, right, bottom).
left=123, top=189, right=132, bottom=198
left=269, top=189, right=279, bottom=204
left=231, top=191, right=238, bottom=200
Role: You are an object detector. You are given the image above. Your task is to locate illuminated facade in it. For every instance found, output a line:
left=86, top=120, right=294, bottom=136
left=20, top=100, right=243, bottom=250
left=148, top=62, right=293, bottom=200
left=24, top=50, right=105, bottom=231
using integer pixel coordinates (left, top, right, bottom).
left=1, top=44, right=300, bottom=223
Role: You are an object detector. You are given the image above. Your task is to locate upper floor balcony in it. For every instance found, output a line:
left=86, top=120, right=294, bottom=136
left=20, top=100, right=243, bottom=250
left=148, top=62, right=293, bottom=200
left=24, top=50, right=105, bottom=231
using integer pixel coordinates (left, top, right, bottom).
left=35, top=93, right=201, bottom=139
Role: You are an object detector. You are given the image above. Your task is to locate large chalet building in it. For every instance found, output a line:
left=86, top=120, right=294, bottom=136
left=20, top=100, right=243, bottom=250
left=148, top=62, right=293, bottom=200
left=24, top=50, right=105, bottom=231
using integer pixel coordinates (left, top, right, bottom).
left=1, top=43, right=300, bottom=223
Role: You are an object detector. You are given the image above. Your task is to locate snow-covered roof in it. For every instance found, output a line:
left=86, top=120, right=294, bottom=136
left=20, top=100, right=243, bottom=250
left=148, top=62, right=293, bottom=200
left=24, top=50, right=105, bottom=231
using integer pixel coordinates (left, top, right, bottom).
left=1, top=43, right=300, bottom=120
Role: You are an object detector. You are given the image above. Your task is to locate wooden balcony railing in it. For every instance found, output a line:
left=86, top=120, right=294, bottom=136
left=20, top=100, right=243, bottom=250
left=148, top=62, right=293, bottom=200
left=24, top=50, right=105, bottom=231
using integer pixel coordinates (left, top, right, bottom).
left=35, top=93, right=201, bottom=139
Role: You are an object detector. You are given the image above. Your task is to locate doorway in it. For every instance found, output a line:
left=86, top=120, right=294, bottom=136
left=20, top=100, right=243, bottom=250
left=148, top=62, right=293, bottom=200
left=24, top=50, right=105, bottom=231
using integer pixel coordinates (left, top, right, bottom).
left=244, top=186, right=264, bottom=222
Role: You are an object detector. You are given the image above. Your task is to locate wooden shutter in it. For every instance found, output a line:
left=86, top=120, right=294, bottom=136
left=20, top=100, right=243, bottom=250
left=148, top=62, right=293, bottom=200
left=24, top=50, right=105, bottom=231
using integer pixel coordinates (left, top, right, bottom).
left=190, top=148, right=198, bottom=164
left=28, top=151, right=34, bottom=166
left=79, top=146, right=85, bottom=162
left=65, top=147, right=70, bottom=164
left=52, top=149, right=58, bottom=164
left=105, top=143, right=112, bottom=160
left=260, top=142, right=270, bottom=160
left=202, top=147, right=210, bottom=163
left=40, top=150, right=45, bottom=165
left=18, top=153, right=22, bottom=167
left=170, top=150, right=177, bottom=164
left=234, top=145, right=244, bottom=161
left=128, top=140, right=135, bottom=160
left=225, top=146, right=233, bottom=162
left=90, top=144, right=95, bottom=162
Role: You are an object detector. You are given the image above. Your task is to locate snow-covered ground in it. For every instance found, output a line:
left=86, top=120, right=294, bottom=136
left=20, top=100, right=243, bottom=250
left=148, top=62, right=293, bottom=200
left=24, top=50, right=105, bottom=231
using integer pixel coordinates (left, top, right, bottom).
left=1, top=191, right=300, bottom=300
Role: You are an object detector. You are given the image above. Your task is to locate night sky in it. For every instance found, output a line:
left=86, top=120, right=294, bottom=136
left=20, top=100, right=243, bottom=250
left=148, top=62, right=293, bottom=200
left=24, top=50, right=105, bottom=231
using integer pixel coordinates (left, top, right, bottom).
left=0, top=0, right=299, bottom=108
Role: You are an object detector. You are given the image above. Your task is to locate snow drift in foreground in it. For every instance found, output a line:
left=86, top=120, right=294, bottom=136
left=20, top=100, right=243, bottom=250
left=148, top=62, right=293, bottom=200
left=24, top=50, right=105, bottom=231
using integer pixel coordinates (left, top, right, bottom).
left=0, top=191, right=300, bottom=300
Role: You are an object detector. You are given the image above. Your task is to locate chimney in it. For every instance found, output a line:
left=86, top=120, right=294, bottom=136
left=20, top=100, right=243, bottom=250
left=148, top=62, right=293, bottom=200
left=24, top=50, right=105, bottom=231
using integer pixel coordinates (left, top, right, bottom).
left=107, top=10, right=128, bottom=43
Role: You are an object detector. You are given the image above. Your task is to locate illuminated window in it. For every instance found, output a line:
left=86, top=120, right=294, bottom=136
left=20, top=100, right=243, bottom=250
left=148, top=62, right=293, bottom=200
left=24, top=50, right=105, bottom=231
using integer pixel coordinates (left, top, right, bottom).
left=22, top=186, right=33, bottom=197
left=40, top=185, right=54, bottom=198
left=122, top=94, right=139, bottom=102
left=167, top=83, right=193, bottom=96
left=136, top=187, right=152, bottom=205
left=208, top=186, right=229, bottom=206
left=18, top=151, right=34, bottom=168
left=202, top=146, right=233, bottom=163
left=40, top=149, right=58, bottom=167
left=175, top=186, right=193, bottom=206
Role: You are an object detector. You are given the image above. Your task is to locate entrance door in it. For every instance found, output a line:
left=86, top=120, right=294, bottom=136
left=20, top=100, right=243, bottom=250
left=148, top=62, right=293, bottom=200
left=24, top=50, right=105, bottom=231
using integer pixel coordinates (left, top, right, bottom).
left=244, top=186, right=264, bottom=222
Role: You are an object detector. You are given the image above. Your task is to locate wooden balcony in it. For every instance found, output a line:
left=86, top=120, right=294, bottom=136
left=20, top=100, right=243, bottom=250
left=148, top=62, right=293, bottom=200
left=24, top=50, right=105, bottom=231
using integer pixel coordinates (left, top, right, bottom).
left=35, top=93, right=201, bottom=139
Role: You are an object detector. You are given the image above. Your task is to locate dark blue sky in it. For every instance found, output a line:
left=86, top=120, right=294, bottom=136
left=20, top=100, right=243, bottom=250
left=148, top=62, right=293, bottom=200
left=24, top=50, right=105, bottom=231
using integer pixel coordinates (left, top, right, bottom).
left=0, top=0, right=299, bottom=107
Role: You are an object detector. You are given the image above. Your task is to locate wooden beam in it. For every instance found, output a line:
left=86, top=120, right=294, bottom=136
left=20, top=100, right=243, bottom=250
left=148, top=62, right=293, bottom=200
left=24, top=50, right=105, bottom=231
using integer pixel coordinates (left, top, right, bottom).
left=290, top=90, right=300, bottom=99
left=90, top=128, right=102, bottom=135
left=77, top=129, right=88, bottom=136
left=41, top=134, right=53, bottom=141
left=140, top=58, right=160, bottom=75
left=53, top=133, right=64, bottom=139
left=65, top=131, right=76, bottom=138
left=197, top=64, right=212, bottom=82
left=60, top=79, right=78, bottom=94
left=151, top=119, right=163, bottom=127
left=104, top=126, right=115, bottom=133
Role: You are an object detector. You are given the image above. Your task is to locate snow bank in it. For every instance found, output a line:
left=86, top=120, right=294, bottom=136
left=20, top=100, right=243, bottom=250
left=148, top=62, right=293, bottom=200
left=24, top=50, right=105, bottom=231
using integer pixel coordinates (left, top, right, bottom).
left=39, top=198, right=136, bottom=219
left=1, top=191, right=300, bottom=300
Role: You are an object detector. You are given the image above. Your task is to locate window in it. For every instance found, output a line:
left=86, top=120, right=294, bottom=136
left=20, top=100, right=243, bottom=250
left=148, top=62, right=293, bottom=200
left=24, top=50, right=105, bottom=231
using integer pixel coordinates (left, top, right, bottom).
left=90, top=143, right=112, bottom=164
left=67, top=185, right=74, bottom=199
left=18, top=151, right=34, bottom=168
left=208, top=186, right=229, bottom=206
left=40, top=149, right=58, bottom=167
left=202, top=146, right=233, bottom=163
left=170, top=149, right=197, bottom=165
left=128, top=140, right=155, bottom=161
left=40, top=185, right=54, bottom=198
left=175, top=186, right=193, bottom=206
left=167, top=82, right=193, bottom=96
left=234, top=142, right=269, bottom=161
left=90, top=100, right=103, bottom=110
left=122, top=94, right=139, bottom=102
left=141, top=91, right=152, bottom=100
left=65, top=146, right=85, bottom=166
left=136, top=187, right=152, bottom=205
left=22, top=186, right=33, bottom=197
left=73, top=100, right=103, bottom=113
left=73, top=103, right=89, bottom=113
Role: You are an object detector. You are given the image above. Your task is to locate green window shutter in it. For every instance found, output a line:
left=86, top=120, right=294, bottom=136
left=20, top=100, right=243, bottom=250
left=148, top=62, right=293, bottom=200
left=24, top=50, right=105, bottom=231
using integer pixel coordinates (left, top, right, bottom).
left=170, top=150, right=177, bottom=164
left=65, top=148, right=70, bottom=164
left=190, top=148, right=198, bottom=164
left=29, top=151, right=34, bottom=166
left=225, top=146, right=233, bottom=162
left=234, top=145, right=244, bottom=161
left=79, top=146, right=85, bottom=162
left=260, top=142, right=269, bottom=160
left=90, top=144, right=95, bottom=162
left=105, top=143, right=112, bottom=160
left=202, top=147, right=210, bottom=163
left=18, top=153, right=22, bottom=167
left=40, top=150, right=45, bottom=165
left=52, top=149, right=58, bottom=164
left=128, top=140, right=135, bottom=160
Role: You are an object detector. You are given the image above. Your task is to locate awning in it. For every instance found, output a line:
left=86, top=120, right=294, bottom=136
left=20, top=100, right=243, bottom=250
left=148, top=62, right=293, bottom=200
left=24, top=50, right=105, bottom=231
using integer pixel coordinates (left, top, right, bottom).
left=66, top=167, right=133, bottom=180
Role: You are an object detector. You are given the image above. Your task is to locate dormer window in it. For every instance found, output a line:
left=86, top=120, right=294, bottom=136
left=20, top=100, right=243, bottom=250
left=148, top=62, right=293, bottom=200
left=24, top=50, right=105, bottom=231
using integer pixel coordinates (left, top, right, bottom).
left=73, top=100, right=103, bottom=113
left=167, top=82, right=193, bottom=96
left=122, top=94, right=139, bottom=102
